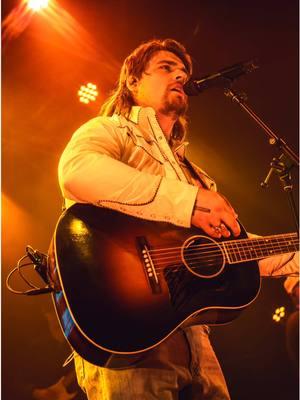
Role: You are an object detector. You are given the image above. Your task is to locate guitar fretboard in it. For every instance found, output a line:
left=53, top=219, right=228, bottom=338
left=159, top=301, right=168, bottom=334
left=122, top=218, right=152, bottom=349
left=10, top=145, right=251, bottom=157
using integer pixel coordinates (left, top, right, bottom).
left=223, top=233, right=298, bottom=264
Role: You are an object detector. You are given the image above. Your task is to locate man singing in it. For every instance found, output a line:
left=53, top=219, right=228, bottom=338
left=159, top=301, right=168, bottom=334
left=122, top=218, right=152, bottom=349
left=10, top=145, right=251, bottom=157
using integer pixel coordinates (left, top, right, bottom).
left=58, top=38, right=298, bottom=399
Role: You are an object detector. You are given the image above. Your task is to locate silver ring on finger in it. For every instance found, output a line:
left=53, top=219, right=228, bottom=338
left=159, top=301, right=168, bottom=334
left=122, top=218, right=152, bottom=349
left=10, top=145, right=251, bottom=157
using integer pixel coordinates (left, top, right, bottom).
left=219, top=223, right=226, bottom=231
left=213, top=223, right=227, bottom=233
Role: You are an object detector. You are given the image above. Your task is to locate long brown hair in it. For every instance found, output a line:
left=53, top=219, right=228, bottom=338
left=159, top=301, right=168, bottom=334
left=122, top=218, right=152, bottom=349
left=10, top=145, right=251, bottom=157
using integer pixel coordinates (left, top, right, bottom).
left=100, top=39, right=193, bottom=140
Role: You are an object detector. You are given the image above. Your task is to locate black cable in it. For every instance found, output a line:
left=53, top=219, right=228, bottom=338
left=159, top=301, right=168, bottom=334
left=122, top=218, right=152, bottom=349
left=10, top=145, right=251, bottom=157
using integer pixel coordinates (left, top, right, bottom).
left=6, top=250, right=53, bottom=296
left=6, top=261, right=34, bottom=294
left=18, top=255, right=40, bottom=290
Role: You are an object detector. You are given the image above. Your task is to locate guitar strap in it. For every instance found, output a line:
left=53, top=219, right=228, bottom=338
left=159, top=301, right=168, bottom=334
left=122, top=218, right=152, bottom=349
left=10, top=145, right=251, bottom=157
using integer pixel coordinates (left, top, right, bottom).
left=174, top=154, right=210, bottom=190
left=183, top=158, right=210, bottom=189
left=47, top=237, right=62, bottom=292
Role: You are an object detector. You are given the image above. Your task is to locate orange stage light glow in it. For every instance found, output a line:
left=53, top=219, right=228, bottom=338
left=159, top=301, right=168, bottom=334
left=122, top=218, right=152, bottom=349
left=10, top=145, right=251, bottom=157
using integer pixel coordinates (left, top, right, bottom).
left=27, top=0, right=49, bottom=11
left=2, top=1, right=34, bottom=45
left=2, top=0, right=119, bottom=77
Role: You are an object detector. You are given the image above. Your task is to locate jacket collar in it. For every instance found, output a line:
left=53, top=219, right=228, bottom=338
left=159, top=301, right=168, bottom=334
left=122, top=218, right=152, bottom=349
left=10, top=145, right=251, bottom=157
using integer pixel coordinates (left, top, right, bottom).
left=128, top=106, right=159, bottom=142
left=116, top=106, right=189, bottom=155
left=128, top=106, right=155, bottom=126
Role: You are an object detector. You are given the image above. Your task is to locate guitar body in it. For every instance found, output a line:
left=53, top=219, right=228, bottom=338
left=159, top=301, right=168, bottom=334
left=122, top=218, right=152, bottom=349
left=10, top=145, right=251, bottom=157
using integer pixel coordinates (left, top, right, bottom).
left=51, top=203, right=261, bottom=366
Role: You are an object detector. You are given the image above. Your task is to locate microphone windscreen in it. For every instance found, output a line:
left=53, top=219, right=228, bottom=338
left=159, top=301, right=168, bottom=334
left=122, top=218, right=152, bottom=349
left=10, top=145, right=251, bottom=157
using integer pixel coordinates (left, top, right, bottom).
left=183, top=80, right=200, bottom=96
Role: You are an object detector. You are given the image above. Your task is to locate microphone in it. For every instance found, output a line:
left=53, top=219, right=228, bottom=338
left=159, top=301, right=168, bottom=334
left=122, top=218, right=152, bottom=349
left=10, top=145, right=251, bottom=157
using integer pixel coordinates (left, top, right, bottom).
left=184, top=59, right=258, bottom=96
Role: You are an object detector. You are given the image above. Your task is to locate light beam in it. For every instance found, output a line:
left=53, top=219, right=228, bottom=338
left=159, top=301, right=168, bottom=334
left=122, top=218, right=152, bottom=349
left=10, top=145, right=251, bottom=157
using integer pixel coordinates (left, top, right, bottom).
left=27, top=0, right=49, bottom=12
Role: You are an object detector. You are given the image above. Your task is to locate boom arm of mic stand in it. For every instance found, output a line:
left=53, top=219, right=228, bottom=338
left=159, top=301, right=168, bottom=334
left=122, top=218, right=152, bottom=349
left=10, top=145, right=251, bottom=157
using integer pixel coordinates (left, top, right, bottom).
left=224, top=87, right=299, bottom=231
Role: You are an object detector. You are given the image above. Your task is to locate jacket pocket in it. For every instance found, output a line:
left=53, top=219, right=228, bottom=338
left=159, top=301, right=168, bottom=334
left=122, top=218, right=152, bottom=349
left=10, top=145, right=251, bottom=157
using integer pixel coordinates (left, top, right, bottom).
left=126, top=127, right=166, bottom=164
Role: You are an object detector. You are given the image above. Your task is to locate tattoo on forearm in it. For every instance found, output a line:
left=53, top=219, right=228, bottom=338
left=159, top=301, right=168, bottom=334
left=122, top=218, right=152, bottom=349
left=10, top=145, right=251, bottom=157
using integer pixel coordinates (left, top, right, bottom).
left=193, top=205, right=211, bottom=215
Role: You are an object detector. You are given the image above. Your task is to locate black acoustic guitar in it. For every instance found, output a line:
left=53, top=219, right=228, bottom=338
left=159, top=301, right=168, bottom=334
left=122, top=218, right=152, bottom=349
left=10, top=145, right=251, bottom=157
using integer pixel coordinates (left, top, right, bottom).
left=49, top=203, right=298, bottom=366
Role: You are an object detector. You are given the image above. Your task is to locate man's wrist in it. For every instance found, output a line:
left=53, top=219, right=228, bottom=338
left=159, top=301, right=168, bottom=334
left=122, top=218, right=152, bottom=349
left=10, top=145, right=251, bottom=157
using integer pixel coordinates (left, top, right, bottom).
left=192, top=202, right=211, bottom=215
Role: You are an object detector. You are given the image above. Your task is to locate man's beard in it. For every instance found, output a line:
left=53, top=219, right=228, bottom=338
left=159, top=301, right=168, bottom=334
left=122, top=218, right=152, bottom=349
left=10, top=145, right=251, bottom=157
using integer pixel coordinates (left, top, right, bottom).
left=159, top=93, right=188, bottom=117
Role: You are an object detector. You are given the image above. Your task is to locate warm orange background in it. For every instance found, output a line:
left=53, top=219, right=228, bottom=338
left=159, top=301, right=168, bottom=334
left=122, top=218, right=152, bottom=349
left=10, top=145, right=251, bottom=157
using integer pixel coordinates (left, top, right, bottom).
left=2, top=1, right=298, bottom=399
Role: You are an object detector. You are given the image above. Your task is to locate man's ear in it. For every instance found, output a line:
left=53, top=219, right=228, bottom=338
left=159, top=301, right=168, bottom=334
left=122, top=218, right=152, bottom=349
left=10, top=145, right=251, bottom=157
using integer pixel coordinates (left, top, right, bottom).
left=126, top=75, right=138, bottom=92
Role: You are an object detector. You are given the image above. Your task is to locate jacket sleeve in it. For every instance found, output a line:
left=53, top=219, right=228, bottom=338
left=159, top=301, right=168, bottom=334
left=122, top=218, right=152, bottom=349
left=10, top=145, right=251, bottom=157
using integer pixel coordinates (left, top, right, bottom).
left=58, top=117, right=198, bottom=228
left=247, top=232, right=299, bottom=277
left=258, top=252, right=299, bottom=277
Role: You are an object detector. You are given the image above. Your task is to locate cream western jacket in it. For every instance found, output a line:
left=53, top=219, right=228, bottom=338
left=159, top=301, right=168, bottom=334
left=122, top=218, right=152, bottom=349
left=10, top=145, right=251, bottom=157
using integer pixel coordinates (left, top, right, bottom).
left=59, top=106, right=215, bottom=227
left=58, top=106, right=298, bottom=277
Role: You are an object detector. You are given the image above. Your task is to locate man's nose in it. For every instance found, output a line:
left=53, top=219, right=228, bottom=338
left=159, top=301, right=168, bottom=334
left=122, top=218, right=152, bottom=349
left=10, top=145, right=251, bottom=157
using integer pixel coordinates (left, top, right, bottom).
left=175, top=70, right=187, bottom=84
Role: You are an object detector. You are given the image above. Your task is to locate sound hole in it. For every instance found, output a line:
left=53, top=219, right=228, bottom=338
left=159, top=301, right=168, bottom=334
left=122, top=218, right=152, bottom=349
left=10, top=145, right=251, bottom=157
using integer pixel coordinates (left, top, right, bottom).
left=182, top=235, right=225, bottom=278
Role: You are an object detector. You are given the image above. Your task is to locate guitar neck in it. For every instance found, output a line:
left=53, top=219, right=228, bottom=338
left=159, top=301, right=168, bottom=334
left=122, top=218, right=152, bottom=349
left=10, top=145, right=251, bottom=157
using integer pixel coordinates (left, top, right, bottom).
left=223, top=233, right=299, bottom=264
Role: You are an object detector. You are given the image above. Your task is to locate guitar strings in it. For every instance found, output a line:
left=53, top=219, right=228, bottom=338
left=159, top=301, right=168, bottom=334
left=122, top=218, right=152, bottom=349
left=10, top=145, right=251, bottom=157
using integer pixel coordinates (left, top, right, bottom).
left=153, top=243, right=297, bottom=273
left=151, top=239, right=299, bottom=263
left=147, top=242, right=298, bottom=267
left=146, top=238, right=299, bottom=265
left=146, top=232, right=297, bottom=255
left=152, top=245, right=298, bottom=273
left=151, top=241, right=299, bottom=268
left=148, top=240, right=299, bottom=272
left=149, top=238, right=299, bottom=261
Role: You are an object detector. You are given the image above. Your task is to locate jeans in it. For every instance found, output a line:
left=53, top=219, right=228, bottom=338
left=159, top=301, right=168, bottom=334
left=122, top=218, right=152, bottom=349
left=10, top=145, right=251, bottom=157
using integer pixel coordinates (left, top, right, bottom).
left=74, top=325, right=230, bottom=400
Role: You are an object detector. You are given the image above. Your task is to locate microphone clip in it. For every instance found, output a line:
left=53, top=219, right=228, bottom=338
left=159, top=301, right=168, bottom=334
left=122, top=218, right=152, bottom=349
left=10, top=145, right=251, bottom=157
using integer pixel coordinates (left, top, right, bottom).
left=26, top=245, right=50, bottom=285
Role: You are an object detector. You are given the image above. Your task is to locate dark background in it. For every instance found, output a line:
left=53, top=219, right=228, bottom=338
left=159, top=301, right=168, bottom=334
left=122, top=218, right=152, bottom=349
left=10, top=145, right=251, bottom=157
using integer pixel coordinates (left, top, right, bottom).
left=2, top=0, right=299, bottom=399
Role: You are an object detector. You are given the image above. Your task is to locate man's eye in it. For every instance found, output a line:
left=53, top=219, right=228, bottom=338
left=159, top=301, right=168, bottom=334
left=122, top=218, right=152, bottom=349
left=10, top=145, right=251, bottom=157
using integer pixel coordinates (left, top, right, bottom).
left=160, top=65, right=171, bottom=71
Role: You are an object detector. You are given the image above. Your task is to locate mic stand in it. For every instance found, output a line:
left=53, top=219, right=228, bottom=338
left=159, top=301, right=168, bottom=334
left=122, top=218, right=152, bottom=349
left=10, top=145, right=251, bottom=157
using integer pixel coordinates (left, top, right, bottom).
left=224, top=87, right=299, bottom=232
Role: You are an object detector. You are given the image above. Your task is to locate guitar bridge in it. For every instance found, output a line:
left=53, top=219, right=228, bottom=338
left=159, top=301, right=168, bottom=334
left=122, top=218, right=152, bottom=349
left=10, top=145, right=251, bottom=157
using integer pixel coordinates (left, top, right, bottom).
left=136, top=237, right=161, bottom=294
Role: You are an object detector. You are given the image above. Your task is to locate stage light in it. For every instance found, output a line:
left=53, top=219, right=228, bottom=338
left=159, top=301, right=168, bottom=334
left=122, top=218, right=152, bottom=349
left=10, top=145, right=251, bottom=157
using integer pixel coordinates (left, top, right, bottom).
left=272, top=306, right=286, bottom=323
left=27, top=0, right=49, bottom=11
left=77, top=82, right=98, bottom=105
